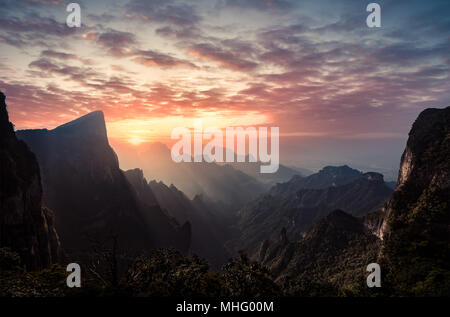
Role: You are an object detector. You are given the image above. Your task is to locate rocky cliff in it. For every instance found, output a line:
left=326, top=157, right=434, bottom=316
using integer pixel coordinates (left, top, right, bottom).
left=258, top=106, right=450, bottom=296
left=380, top=106, right=450, bottom=295
left=0, top=91, right=61, bottom=270
left=17, top=111, right=190, bottom=255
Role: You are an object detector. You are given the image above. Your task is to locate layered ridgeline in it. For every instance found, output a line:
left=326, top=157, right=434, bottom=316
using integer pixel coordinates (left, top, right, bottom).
left=0, top=92, right=61, bottom=270
left=125, top=169, right=231, bottom=268
left=17, top=111, right=190, bottom=255
left=229, top=165, right=393, bottom=253
left=247, top=106, right=450, bottom=296
left=221, top=154, right=311, bottom=186
left=115, top=142, right=267, bottom=209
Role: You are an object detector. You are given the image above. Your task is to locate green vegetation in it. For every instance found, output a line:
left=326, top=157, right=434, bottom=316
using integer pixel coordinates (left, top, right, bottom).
left=0, top=247, right=280, bottom=297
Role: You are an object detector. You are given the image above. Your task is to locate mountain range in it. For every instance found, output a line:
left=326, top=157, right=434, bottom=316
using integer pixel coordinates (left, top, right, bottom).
left=227, top=166, right=393, bottom=253
left=244, top=106, right=450, bottom=296
left=1, top=88, right=448, bottom=296
left=115, top=142, right=280, bottom=208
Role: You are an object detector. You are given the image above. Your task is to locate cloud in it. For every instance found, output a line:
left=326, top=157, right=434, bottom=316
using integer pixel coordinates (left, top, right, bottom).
left=125, top=0, right=201, bottom=27
left=0, top=15, right=76, bottom=37
left=0, top=11, right=80, bottom=49
left=22, top=0, right=65, bottom=6
left=188, top=43, right=258, bottom=72
left=1, top=0, right=449, bottom=147
left=40, top=49, right=94, bottom=64
left=96, top=29, right=137, bottom=57
left=218, top=0, right=296, bottom=12
left=155, top=26, right=202, bottom=40
left=132, top=50, right=198, bottom=68
left=28, top=58, right=101, bottom=85
left=81, top=28, right=139, bottom=57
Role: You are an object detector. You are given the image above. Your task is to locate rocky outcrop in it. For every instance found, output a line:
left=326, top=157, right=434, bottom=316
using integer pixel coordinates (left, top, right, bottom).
left=0, top=91, right=61, bottom=270
left=380, top=106, right=450, bottom=295
left=382, top=107, right=450, bottom=240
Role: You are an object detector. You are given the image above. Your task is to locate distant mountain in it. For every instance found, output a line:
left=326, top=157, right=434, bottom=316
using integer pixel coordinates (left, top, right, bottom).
left=114, top=142, right=267, bottom=209
left=385, top=181, right=397, bottom=190
left=218, top=154, right=310, bottom=186
left=125, top=168, right=230, bottom=268
left=0, top=91, right=61, bottom=270
left=17, top=112, right=189, bottom=255
left=287, top=165, right=314, bottom=177
left=270, top=165, right=364, bottom=196
left=228, top=166, right=393, bottom=253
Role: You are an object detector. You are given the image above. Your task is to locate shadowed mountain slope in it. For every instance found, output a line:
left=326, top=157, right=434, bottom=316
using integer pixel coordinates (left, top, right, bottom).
left=114, top=142, right=267, bottom=209
left=0, top=91, right=61, bottom=270
left=17, top=112, right=189, bottom=255
left=229, top=166, right=393, bottom=253
left=125, top=168, right=230, bottom=268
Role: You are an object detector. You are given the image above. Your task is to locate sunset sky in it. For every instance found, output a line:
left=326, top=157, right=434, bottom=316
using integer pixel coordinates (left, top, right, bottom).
left=1, top=0, right=449, bottom=176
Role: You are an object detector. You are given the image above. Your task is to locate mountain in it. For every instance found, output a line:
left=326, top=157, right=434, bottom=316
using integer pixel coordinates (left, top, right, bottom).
left=385, top=181, right=397, bottom=190
left=270, top=165, right=364, bottom=196
left=380, top=106, right=450, bottom=296
left=255, top=209, right=381, bottom=295
left=288, top=165, right=314, bottom=177
left=17, top=112, right=189, bottom=256
left=228, top=166, right=393, bottom=253
left=113, top=142, right=267, bottom=209
left=222, top=157, right=310, bottom=186
left=254, top=106, right=450, bottom=296
left=0, top=91, right=61, bottom=270
left=125, top=168, right=231, bottom=268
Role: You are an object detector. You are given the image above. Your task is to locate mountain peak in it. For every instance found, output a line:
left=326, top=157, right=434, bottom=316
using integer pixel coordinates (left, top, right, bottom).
left=320, top=165, right=361, bottom=175
left=52, top=110, right=107, bottom=141
left=311, top=209, right=362, bottom=234
left=55, top=110, right=104, bottom=129
left=362, top=172, right=384, bottom=182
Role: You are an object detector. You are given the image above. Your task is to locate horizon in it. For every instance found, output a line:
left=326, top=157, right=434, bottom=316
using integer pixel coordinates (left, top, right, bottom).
left=6, top=101, right=405, bottom=180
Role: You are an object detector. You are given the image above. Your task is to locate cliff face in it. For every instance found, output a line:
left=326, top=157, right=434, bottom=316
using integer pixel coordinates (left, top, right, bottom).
left=17, top=111, right=190, bottom=255
left=0, top=92, right=61, bottom=270
left=381, top=106, right=450, bottom=295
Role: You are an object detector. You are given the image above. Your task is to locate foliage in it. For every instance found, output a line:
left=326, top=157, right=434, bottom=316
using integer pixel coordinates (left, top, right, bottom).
left=123, top=249, right=226, bottom=297
left=222, top=251, right=280, bottom=297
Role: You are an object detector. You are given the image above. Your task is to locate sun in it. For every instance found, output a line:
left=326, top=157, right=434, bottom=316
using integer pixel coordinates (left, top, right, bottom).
left=128, top=137, right=146, bottom=145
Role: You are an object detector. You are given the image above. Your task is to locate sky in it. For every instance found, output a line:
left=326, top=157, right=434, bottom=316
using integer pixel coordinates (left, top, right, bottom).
left=0, top=0, right=449, bottom=177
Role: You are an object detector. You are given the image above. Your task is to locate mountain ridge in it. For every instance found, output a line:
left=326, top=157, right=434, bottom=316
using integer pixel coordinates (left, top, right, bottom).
left=228, top=166, right=392, bottom=253
left=17, top=110, right=190, bottom=255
